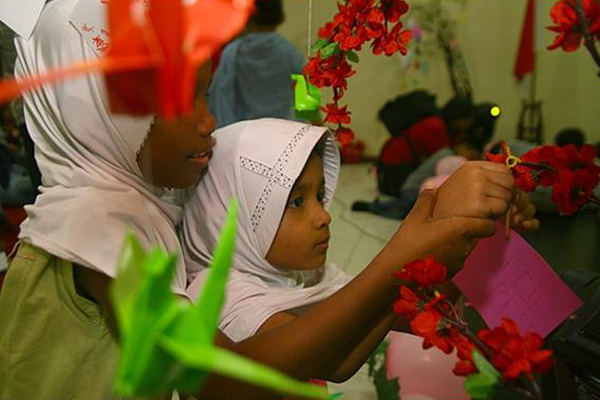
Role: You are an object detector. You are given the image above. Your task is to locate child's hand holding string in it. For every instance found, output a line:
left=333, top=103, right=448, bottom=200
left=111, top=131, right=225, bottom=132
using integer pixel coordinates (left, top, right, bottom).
left=432, top=161, right=539, bottom=234
left=433, top=161, right=515, bottom=221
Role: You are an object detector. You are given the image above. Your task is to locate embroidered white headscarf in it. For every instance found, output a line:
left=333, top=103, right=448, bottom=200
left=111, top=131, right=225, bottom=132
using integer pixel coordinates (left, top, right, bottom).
left=182, top=118, right=350, bottom=342
left=15, top=0, right=187, bottom=295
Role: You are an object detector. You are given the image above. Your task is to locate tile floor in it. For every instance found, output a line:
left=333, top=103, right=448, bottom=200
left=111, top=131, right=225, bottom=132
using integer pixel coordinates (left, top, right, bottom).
left=325, top=163, right=401, bottom=400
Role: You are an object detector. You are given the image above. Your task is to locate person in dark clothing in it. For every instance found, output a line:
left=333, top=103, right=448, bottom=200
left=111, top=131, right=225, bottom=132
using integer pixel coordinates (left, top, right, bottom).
left=555, top=128, right=586, bottom=148
left=374, top=90, right=450, bottom=197
left=440, top=95, right=475, bottom=144
left=354, top=101, right=501, bottom=220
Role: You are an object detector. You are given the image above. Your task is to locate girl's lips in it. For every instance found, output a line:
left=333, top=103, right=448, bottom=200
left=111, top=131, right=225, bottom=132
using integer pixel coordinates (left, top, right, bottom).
left=187, top=149, right=213, bottom=166
left=315, top=242, right=329, bottom=252
left=314, top=236, right=330, bottom=251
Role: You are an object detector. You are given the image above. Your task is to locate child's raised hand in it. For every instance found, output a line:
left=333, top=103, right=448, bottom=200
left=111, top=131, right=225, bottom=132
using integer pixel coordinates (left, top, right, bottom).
left=433, top=161, right=515, bottom=221
left=388, top=188, right=496, bottom=272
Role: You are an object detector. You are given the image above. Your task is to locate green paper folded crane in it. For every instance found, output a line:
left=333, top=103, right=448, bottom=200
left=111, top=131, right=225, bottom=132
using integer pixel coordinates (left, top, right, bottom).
left=292, top=74, right=322, bottom=122
left=110, top=198, right=329, bottom=399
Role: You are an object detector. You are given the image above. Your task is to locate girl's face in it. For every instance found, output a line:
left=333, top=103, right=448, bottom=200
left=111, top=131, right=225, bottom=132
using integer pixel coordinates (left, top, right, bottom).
left=266, top=153, right=331, bottom=271
left=137, top=62, right=216, bottom=189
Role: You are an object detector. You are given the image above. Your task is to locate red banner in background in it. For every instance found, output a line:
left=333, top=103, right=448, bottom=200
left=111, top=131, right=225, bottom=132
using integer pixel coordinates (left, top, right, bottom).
left=514, top=0, right=537, bottom=81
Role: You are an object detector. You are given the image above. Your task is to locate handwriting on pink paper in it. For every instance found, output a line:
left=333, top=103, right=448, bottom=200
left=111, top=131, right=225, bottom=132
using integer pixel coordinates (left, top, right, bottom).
left=453, top=225, right=582, bottom=338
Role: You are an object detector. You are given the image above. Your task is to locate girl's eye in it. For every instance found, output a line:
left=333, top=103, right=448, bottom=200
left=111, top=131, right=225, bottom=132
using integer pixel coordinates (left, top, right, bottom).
left=288, top=196, right=304, bottom=209
left=317, top=190, right=326, bottom=204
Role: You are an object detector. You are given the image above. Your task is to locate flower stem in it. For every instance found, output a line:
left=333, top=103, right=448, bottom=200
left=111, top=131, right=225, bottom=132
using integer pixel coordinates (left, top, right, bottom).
left=573, top=0, right=600, bottom=77
left=519, top=161, right=558, bottom=173
left=588, top=194, right=600, bottom=206
left=531, top=378, right=543, bottom=400
left=437, top=307, right=494, bottom=360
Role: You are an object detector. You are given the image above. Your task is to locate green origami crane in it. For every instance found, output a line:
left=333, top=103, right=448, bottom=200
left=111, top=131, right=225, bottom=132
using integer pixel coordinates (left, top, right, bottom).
left=292, top=74, right=322, bottom=121
left=110, top=198, right=329, bottom=399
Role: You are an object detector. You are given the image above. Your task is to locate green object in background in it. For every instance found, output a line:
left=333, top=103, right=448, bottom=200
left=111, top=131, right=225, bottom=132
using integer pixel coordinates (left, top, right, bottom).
left=292, top=74, right=321, bottom=121
left=367, top=340, right=399, bottom=400
left=111, top=198, right=328, bottom=399
left=464, top=350, right=501, bottom=400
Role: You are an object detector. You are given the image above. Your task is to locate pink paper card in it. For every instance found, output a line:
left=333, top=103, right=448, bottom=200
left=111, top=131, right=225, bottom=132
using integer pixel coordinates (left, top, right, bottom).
left=453, top=224, right=582, bottom=337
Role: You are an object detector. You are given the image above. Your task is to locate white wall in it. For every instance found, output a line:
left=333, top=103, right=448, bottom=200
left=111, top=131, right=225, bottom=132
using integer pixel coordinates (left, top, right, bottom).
left=278, top=0, right=600, bottom=155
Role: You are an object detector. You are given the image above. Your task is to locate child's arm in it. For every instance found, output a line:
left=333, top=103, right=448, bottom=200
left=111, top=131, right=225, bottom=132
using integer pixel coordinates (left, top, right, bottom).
left=73, top=264, right=119, bottom=338
left=202, top=163, right=518, bottom=392
left=254, top=302, right=401, bottom=382
left=200, top=191, right=499, bottom=397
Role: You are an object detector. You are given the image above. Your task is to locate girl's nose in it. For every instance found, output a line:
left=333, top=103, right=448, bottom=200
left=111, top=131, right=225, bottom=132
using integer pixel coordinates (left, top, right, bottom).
left=315, top=205, right=331, bottom=229
left=197, top=107, right=216, bottom=138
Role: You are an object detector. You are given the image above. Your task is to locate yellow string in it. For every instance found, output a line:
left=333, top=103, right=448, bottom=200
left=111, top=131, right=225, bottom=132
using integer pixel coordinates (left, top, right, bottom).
left=503, top=144, right=522, bottom=170
left=503, top=143, right=521, bottom=240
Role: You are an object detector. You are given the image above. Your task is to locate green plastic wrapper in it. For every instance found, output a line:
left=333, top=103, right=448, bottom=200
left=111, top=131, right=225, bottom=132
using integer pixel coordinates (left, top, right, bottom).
left=292, top=73, right=322, bottom=121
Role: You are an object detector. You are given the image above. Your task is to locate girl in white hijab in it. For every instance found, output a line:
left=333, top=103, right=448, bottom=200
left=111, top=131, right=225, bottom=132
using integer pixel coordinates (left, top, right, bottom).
left=0, top=0, right=215, bottom=399
left=182, top=118, right=350, bottom=343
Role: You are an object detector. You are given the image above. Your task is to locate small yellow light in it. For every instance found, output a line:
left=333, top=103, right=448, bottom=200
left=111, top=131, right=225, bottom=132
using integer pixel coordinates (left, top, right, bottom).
left=490, top=106, right=501, bottom=117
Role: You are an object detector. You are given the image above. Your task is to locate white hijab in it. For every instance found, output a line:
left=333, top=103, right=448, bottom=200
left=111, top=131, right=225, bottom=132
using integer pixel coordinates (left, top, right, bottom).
left=15, top=0, right=187, bottom=295
left=182, top=118, right=351, bottom=342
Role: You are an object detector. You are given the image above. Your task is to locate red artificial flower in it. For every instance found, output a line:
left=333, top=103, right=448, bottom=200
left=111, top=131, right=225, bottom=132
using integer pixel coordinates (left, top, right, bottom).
left=477, top=318, right=555, bottom=380
left=381, top=0, right=410, bottom=23
left=336, top=127, right=355, bottom=144
left=411, top=310, right=456, bottom=354
left=488, top=143, right=599, bottom=213
left=548, top=0, right=600, bottom=52
left=392, top=24, right=413, bottom=56
left=486, top=143, right=556, bottom=192
left=521, top=145, right=561, bottom=188
left=367, top=7, right=385, bottom=24
left=393, top=286, right=423, bottom=317
left=307, top=0, right=411, bottom=144
left=339, top=34, right=365, bottom=51
left=319, top=21, right=340, bottom=40
left=453, top=334, right=478, bottom=376
left=552, top=169, right=599, bottom=214
left=393, top=256, right=448, bottom=288
left=329, top=57, right=356, bottom=90
left=365, top=22, right=384, bottom=39
left=554, top=144, right=600, bottom=174
left=485, top=151, right=507, bottom=164
left=304, top=53, right=327, bottom=88
left=371, top=24, right=412, bottom=56
left=547, top=144, right=600, bottom=214
left=322, top=103, right=352, bottom=125
left=453, top=359, right=478, bottom=376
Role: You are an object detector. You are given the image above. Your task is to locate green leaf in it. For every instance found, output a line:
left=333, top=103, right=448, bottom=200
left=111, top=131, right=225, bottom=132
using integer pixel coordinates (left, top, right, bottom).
left=346, top=50, right=360, bottom=63
left=328, top=393, right=345, bottom=400
left=160, top=339, right=328, bottom=400
left=464, top=350, right=501, bottom=400
left=464, top=373, right=498, bottom=400
left=320, top=42, right=339, bottom=59
left=310, top=39, right=329, bottom=54
left=112, top=243, right=184, bottom=396
left=112, top=232, right=148, bottom=336
left=472, top=350, right=501, bottom=380
left=192, top=198, right=238, bottom=340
